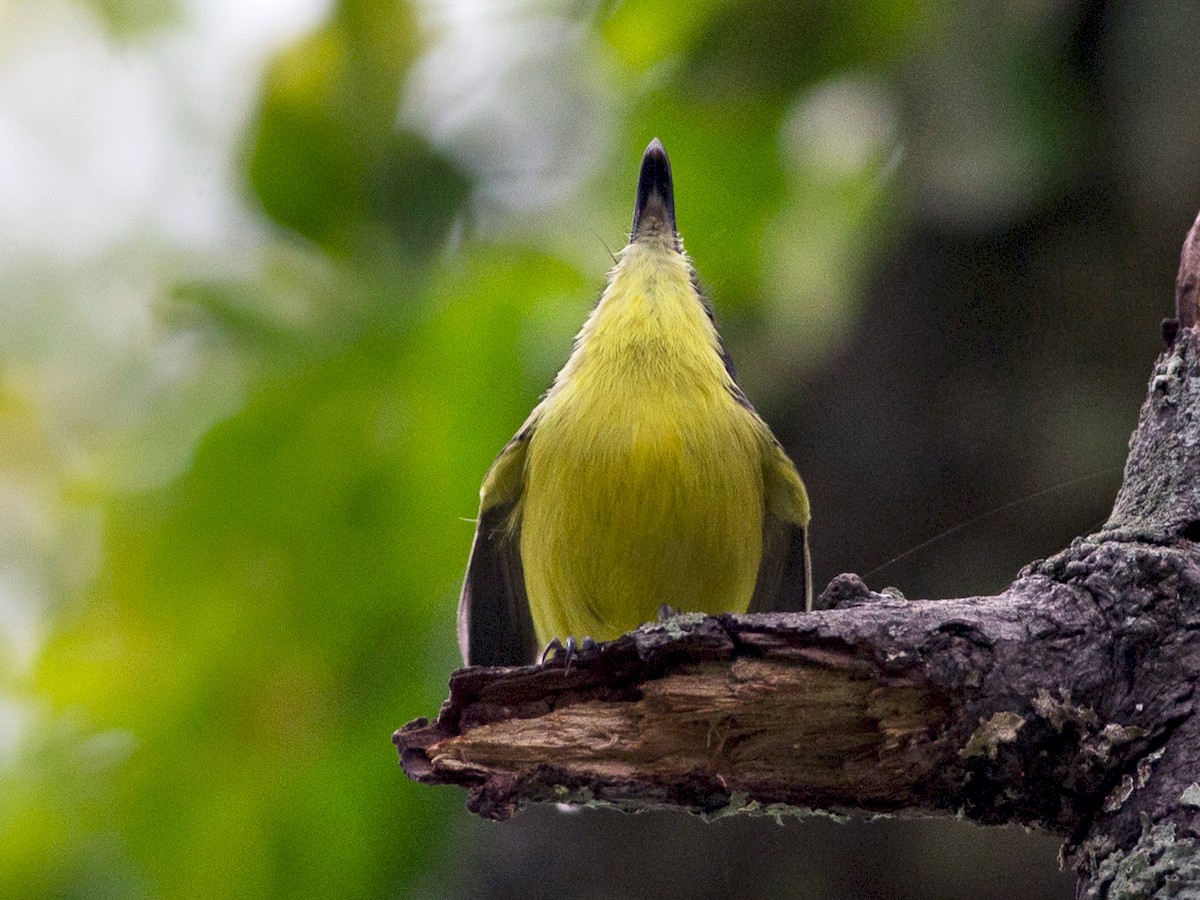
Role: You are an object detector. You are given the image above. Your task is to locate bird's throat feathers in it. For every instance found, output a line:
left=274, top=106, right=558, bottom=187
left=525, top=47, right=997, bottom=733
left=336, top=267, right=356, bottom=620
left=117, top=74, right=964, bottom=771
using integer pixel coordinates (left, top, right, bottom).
left=556, top=239, right=729, bottom=394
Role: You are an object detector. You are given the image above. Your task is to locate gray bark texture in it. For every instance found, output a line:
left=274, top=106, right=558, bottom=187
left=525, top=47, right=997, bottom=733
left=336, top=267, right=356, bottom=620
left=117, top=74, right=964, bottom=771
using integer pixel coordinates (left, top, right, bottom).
left=396, top=212, right=1200, bottom=899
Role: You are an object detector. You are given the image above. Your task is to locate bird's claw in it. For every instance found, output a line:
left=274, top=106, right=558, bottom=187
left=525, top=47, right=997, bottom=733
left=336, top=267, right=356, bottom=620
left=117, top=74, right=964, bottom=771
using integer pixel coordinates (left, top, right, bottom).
left=540, top=635, right=598, bottom=674
left=539, top=637, right=568, bottom=666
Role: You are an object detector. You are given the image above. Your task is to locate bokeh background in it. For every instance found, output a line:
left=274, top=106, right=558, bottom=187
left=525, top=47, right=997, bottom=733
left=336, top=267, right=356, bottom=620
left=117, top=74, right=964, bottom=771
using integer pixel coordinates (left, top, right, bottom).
left=3, top=0, right=1199, bottom=897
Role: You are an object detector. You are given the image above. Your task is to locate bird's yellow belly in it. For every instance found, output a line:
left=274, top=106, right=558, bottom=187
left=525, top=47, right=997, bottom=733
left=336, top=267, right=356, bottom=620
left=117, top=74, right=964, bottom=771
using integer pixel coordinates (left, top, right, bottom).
left=520, top=392, right=764, bottom=647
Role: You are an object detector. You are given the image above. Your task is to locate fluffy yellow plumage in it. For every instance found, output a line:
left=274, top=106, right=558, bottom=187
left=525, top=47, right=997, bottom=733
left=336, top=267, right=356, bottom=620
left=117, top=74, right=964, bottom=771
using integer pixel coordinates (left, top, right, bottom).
left=458, top=139, right=811, bottom=666
left=522, top=237, right=767, bottom=645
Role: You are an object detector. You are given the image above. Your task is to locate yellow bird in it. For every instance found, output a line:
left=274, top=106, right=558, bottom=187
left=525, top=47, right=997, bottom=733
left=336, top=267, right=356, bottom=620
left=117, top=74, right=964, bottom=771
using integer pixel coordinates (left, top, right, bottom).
left=458, top=138, right=812, bottom=666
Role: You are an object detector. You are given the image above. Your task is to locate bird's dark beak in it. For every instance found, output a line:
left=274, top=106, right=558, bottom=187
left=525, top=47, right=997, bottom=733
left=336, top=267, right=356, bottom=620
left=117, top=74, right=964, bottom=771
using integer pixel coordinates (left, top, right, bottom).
left=631, top=138, right=676, bottom=240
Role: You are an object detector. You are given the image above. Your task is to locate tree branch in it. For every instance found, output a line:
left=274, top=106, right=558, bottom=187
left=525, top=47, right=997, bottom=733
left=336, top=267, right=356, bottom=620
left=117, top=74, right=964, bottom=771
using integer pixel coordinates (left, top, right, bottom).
left=396, top=210, right=1200, bottom=899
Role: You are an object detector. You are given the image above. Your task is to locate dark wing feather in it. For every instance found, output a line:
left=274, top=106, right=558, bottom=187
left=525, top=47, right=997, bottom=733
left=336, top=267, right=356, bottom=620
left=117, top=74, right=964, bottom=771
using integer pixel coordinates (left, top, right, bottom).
left=748, top=514, right=812, bottom=613
left=456, top=422, right=538, bottom=667
left=457, top=503, right=536, bottom=666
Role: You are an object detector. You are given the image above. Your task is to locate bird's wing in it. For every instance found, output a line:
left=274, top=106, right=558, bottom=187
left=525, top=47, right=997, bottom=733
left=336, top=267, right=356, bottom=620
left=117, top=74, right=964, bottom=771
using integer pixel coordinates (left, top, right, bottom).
left=748, top=435, right=813, bottom=614
left=456, top=423, right=538, bottom=667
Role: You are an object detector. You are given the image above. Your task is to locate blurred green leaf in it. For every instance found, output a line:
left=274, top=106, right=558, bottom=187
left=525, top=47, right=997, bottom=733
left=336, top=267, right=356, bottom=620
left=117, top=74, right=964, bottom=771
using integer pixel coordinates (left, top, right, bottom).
left=245, top=2, right=469, bottom=261
left=681, top=0, right=923, bottom=99
left=601, top=0, right=739, bottom=71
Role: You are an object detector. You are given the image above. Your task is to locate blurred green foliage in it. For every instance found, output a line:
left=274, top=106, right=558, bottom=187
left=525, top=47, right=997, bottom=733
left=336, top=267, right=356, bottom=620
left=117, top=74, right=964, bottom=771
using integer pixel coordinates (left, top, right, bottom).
left=3, top=0, right=1195, bottom=896
left=248, top=1, right=468, bottom=261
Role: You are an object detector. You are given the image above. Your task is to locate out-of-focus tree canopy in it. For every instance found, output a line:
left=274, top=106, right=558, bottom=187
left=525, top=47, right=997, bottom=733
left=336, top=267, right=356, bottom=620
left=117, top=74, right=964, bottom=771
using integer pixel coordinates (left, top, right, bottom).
left=1, top=0, right=1198, bottom=897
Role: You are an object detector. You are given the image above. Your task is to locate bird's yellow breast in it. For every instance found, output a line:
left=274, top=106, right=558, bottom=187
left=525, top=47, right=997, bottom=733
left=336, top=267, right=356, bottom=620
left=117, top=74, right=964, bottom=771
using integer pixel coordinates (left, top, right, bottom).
left=519, top=241, right=765, bottom=647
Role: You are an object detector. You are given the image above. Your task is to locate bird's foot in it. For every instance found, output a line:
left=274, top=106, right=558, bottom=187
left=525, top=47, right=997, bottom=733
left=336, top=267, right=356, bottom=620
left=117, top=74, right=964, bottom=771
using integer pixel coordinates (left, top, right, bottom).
left=656, top=603, right=679, bottom=623
left=540, top=636, right=598, bottom=675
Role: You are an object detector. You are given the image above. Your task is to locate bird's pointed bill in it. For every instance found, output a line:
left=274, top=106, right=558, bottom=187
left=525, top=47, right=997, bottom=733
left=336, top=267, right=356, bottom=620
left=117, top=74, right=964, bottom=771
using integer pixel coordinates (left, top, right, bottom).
left=632, top=138, right=676, bottom=239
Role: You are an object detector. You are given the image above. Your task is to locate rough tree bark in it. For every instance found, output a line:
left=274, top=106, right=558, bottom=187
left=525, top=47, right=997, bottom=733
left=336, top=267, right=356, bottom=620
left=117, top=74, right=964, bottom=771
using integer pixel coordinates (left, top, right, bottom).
left=396, top=213, right=1200, bottom=899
